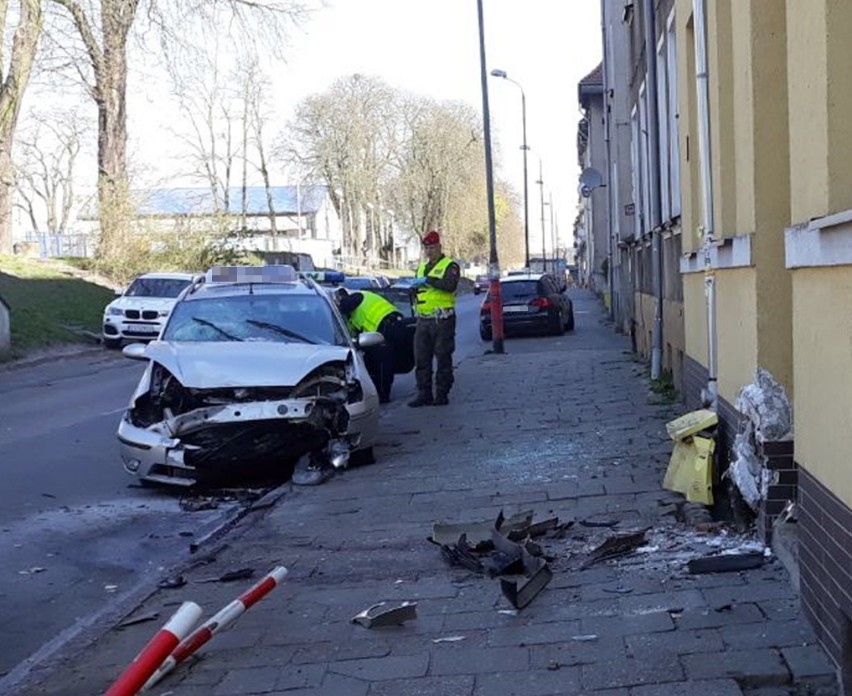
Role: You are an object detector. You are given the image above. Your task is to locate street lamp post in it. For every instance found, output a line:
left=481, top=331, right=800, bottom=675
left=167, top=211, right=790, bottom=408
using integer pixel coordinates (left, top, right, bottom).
left=535, top=157, right=546, bottom=266
left=477, top=0, right=504, bottom=354
left=490, top=69, right=530, bottom=269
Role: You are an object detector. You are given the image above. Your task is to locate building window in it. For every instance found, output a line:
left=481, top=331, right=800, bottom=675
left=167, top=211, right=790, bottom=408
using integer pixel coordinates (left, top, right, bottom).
left=657, top=35, right=671, bottom=222
left=667, top=10, right=681, bottom=217
left=631, top=105, right=642, bottom=240
left=638, top=81, right=651, bottom=236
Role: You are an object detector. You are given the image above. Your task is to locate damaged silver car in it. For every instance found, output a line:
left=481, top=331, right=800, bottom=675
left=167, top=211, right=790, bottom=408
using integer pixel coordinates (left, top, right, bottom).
left=117, top=265, right=381, bottom=487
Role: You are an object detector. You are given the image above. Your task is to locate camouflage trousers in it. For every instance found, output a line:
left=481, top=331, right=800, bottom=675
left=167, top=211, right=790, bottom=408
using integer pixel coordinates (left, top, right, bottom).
left=413, top=315, right=456, bottom=399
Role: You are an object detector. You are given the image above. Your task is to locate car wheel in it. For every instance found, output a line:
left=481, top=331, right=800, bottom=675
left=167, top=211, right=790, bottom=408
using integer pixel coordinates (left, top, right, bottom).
left=349, top=446, right=375, bottom=466
left=549, top=311, right=564, bottom=336
left=480, top=326, right=492, bottom=341
left=565, top=306, right=575, bottom=331
left=104, top=337, right=122, bottom=350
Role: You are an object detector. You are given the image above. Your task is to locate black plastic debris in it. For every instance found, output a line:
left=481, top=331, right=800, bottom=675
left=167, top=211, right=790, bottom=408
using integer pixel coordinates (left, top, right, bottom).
left=500, top=547, right=553, bottom=609
left=118, top=611, right=160, bottom=628
left=197, top=568, right=255, bottom=583
left=687, top=552, right=765, bottom=574
left=440, top=534, right=485, bottom=574
left=157, top=575, right=187, bottom=589
left=581, top=530, right=648, bottom=568
left=351, top=601, right=417, bottom=628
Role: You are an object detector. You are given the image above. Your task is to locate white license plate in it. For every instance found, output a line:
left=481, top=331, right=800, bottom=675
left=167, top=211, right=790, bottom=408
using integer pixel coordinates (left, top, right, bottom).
left=503, top=306, right=529, bottom=313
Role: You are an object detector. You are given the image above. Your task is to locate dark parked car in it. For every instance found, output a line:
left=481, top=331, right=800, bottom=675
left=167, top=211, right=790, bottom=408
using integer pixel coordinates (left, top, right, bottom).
left=473, top=274, right=489, bottom=294
left=479, top=273, right=573, bottom=341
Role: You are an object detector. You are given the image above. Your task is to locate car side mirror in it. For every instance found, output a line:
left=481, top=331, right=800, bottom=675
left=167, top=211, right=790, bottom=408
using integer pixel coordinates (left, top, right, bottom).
left=122, top=343, right=148, bottom=361
left=114, top=288, right=124, bottom=296
left=357, top=331, right=385, bottom=349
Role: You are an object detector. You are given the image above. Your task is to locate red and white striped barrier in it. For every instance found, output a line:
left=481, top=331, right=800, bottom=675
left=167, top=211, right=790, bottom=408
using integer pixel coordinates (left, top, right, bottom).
left=143, top=566, right=288, bottom=691
left=104, top=601, right=202, bottom=696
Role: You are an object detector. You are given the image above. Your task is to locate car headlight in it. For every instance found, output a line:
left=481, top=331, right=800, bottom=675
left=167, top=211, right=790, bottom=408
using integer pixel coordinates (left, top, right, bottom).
left=108, top=307, right=123, bottom=316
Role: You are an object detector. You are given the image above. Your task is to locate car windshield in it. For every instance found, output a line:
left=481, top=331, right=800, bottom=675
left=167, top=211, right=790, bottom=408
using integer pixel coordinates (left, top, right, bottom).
left=162, top=293, right=348, bottom=345
left=125, top=277, right=191, bottom=298
left=498, top=280, right=540, bottom=302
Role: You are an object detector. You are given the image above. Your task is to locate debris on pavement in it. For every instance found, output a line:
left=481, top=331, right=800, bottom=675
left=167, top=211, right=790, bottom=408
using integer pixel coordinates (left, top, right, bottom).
left=18, top=566, right=47, bottom=575
left=118, top=611, right=160, bottom=628
left=432, top=635, right=466, bottom=643
left=157, top=575, right=187, bottom=589
left=662, top=409, right=717, bottom=505
left=500, top=546, right=553, bottom=610
left=433, top=510, right=557, bottom=609
left=581, top=530, right=648, bottom=568
left=686, top=551, right=766, bottom=574
left=197, top=567, right=255, bottom=583
left=351, top=601, right=418, bottom=628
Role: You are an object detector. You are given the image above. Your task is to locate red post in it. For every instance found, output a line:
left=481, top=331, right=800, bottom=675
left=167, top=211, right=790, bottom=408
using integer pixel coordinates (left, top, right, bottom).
left=104, top=601, right=202, bottom=696
left=143, top=567, right=288, bottom=691
left=489, top=275, right=505, bottom=353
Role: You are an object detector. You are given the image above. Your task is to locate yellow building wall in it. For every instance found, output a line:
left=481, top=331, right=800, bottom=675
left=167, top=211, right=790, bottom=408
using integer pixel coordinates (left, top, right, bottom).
left=676, top=1, right=700, bottom=254
left=793, top=267, right=852, bottom=508
left=715, top=268, right=757, bottom=405
left=708, top=0, right=737, bottom=240
left=682, top=273, right=707, bottom=368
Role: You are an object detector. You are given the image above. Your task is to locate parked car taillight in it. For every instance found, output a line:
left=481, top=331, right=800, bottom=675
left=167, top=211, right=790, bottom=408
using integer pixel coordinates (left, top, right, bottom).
left=530, top=297, right=551, bottom=308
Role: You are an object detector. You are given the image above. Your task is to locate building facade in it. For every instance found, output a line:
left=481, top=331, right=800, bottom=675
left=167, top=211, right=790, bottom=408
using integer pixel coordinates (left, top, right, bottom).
left=589, top=1, right=852, bottom=686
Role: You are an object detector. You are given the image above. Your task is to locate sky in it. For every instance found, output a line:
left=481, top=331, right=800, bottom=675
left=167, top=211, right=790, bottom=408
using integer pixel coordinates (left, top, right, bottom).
left=100, top=1, right=602, bottom=257
left=271, top=0, right=603, bottom=253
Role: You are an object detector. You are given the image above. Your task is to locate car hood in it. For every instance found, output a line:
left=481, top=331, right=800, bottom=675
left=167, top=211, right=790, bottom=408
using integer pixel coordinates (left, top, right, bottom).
left=108, top=297, right=178, bottom=312
left=142, top=341, right=352, bottom=388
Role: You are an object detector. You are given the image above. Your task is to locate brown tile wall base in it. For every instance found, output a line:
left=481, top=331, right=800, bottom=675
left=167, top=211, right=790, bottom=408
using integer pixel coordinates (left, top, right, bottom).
left=798, top=465, right=852, bottom=682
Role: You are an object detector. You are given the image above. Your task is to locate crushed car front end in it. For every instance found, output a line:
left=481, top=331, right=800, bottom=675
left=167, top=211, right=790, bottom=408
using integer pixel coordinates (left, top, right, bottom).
left=118, top=342, right=377, bottom=487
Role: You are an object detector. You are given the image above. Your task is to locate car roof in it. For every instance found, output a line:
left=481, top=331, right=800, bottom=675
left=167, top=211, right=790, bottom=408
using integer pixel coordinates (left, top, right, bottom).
left=502, top=273, right=545, bottom=282
left=136, top=272, right=197, bottom=281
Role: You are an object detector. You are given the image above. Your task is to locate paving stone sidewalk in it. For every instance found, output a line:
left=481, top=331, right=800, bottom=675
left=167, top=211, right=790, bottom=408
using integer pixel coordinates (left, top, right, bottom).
left=17, top=291, right=838, bottom=696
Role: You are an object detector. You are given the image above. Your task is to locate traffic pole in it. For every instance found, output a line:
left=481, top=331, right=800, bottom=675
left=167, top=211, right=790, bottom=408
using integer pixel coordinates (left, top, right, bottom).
left=104, top=601, right=202, bottom=696
left=143, top=566, right=288, bottom=691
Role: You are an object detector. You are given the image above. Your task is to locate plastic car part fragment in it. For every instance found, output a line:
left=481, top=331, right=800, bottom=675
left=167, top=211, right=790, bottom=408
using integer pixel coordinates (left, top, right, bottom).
left=500, top=547, right=554, bottom=610
left=351, top=601, right=418, bottom=628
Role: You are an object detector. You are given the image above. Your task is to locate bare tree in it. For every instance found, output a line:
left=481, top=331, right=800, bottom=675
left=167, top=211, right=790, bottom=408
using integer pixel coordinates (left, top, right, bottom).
left=283, top=73, right=398, bottom=260
left=14, top=110, right=84, bottom=234
left=47, top=0, right=310, bottom=262
left=0, top=0, right=45, bottom=254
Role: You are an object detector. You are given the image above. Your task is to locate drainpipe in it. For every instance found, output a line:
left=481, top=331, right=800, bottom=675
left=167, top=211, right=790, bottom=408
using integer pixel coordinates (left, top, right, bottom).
left=693, top=0, right=717, bottom=410
left=602, top=0, right=615, bottom=321
left=644, top=0, right=664, bottom=379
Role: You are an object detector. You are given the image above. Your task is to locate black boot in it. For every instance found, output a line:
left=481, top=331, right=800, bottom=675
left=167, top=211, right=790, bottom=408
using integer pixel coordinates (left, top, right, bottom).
left=408, top=393, right=433, bottom=408
left=433, top=394, right=449, bottom=406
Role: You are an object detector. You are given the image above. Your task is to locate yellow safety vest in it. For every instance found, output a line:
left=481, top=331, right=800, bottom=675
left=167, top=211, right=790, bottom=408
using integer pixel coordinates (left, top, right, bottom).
left=415, top=256, right=456, bottom=316
left=347, top=291, right=397, bottom=334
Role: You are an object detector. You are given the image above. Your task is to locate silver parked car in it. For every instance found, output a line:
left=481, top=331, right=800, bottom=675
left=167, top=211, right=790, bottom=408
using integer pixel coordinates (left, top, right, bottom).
left=117, top=265, right=382, bottom=487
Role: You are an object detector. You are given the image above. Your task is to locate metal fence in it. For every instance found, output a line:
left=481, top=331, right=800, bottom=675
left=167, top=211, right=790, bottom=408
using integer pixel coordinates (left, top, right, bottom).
left=20, top=231, right=94, bottom=258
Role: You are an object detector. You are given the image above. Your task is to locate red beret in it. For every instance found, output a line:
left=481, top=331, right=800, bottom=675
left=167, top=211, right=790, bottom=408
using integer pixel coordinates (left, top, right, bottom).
left=422, top=231, right=440, bottom=246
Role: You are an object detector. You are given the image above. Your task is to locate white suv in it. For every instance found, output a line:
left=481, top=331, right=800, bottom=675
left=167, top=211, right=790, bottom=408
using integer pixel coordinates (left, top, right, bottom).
left=102, top=272, right=196, bottom=349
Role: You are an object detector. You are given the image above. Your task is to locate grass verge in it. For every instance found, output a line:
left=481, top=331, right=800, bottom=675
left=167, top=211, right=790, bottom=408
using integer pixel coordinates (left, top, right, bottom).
left=0, top=256, right=115, bottom=360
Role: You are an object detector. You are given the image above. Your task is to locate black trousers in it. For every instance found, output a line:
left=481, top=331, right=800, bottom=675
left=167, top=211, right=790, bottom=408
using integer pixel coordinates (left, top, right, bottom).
left=414, top=315, right=456, bottom=398
left=364, top=314, right=401, bottom=401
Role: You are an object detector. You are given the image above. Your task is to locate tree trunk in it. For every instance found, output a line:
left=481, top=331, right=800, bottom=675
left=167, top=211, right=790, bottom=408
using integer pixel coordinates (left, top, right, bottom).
left=95, top=33, right=130, bottom=259
left=0, top=0, right=43, bottom=254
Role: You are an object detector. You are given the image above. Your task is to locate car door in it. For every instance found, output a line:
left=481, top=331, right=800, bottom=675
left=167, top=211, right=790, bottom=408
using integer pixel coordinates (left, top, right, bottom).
left=371, top=286, right=416, bottom=374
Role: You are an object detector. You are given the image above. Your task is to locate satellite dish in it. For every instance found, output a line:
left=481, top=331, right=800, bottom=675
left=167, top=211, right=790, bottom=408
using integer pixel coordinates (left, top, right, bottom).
left=579, top=167, right=605, bottom=191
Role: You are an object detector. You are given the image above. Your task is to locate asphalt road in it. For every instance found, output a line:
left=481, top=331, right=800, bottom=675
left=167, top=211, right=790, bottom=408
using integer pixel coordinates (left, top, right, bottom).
left=0, top=292, right=484, bottom=688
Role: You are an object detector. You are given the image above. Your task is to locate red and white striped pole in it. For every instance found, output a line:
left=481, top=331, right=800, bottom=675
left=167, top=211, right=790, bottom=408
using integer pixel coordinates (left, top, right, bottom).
left=143, top=566, right=288, bottom=691
left=104, top=601, right=202, bottom=696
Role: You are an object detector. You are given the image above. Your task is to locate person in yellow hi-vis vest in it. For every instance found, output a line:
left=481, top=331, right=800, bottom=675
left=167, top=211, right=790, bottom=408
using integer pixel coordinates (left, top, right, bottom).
left=408, top=231, right=460, bottom=407
left=336, top=288, right=403, bottom=403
